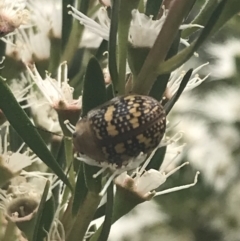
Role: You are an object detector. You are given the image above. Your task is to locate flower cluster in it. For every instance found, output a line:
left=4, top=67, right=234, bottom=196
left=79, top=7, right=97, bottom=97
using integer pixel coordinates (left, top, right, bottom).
left=0, top=0, right=29, bottom=37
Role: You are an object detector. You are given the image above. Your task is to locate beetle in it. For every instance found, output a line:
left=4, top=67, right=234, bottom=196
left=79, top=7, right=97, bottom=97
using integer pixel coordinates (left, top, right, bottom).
left=73, top=95, right=166, bottom=167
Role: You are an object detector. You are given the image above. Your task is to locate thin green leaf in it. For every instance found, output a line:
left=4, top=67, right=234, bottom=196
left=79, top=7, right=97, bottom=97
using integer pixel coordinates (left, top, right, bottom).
left=95, top=39, right=108, bottom=61
left=55, top=137, right=66, bottom=168
left=61, top=0, right=74, bottom=51
left=149, top=74, right=169, bottom=101
left=0, top=77, right=71, bottom=189
left=145, top=0, right=163, bottom=19
left=81, top=56, right=107, bottom=116
left=81, top=56, right=106, bottom=193
left=0, top=39, right=6, bottom=57
left=210, top=0, right=240, bottom=35
left=35, top=196, right=55, bottom=241
left=9, top=125, right=23, bottom=152
left=0, top=57, right=25, bottom=80
left=164, top=69, right=193, bottom=115
left=182, top=0, right=219, bottom=38
left=194, top=0, right=228, bottom=50
left=127, top=47, right=150, bottom=77
left=146, top=146, right=167, bottom=170
left=93, top=204, right=106, bottom=220
left=108, top=0, right=119, bottom=93
left=32, top=180, right=50, bottom=241
left=117, top=0, right=140, bottom=95
left=183, top=0, right=197, bottom=20
left=158, top=0, right=228, bottom=75
left=183, top=0, right=240, bottom=38
left=72, top=162, right=88, bottom=216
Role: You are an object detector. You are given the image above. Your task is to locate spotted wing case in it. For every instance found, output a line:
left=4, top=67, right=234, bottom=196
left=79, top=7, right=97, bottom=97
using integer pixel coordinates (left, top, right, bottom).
left=86, top=95, right=166, bottom=166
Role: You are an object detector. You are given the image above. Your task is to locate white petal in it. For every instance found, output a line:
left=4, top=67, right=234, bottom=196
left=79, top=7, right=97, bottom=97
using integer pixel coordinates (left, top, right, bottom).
left=136, top=169, right=166, bottom=194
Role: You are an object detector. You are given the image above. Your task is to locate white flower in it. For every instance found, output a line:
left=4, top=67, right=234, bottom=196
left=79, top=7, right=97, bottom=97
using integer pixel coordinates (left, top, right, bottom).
left=129, top=9, right=202, bottom=48
left=0, top=172, right=55, bottom=224
left=5, top=27, right=50, bottom=63
left=30, top=95, right=62, bottom=133
left=27, top=0, right=62, bottom=38
left=80, top=29, right=103, bottom=48
left=129, top=9, right=168, bottom=47
left=0, top=124, right=38, bottom=177
left=0, top=0, right=29, bottom=37
left=116, top=162, right=199, bottom=200
left=0, top=74, right=33, bottom=124
left=68, top=6, right=203, bottom=48
left=68, top=6, right=109, bottom=41
left=103, top=67, right=111, bottom=84
left=0, top=170, right=64, bottom=240
left=75, top=147, right=148, bottom=196
left=9, top=74, right=34, bottom=108
left=3, top=1, right=61, bottom=63
left=5, top=0, right=61, bottom=63
left=167, top=62, right=210, bottom=97
left=115, top=135, right=199, bottom=199
left=27, top=62, right=81, bottom=108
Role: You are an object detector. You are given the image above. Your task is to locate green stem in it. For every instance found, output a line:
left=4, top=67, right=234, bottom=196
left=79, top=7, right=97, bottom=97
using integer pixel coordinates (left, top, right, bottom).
left=61, top=196, right=75, bottom=237
left=48, top=37, right=61, bottom=73
left=94, top=181, right=114, bottom=241
left=64, top=137, right=75, bottom=188
left=117, top=13, right=129, bottom=94
left=112, top=186, right=145, bottom=223
left=61, top=21, right=83, bottom=64
left=156, top=0, right=228, bottom=75
left=61, top=0, right=89, bottom=64
left=60, top=137, right=75, bottom=208
left=132, top=0, right=194, bottom=95
left=66, top=192, right=102, bottom=241
left=138, top=0, right=144, bottom=12
left=89, top=185, right=148, bottom=240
